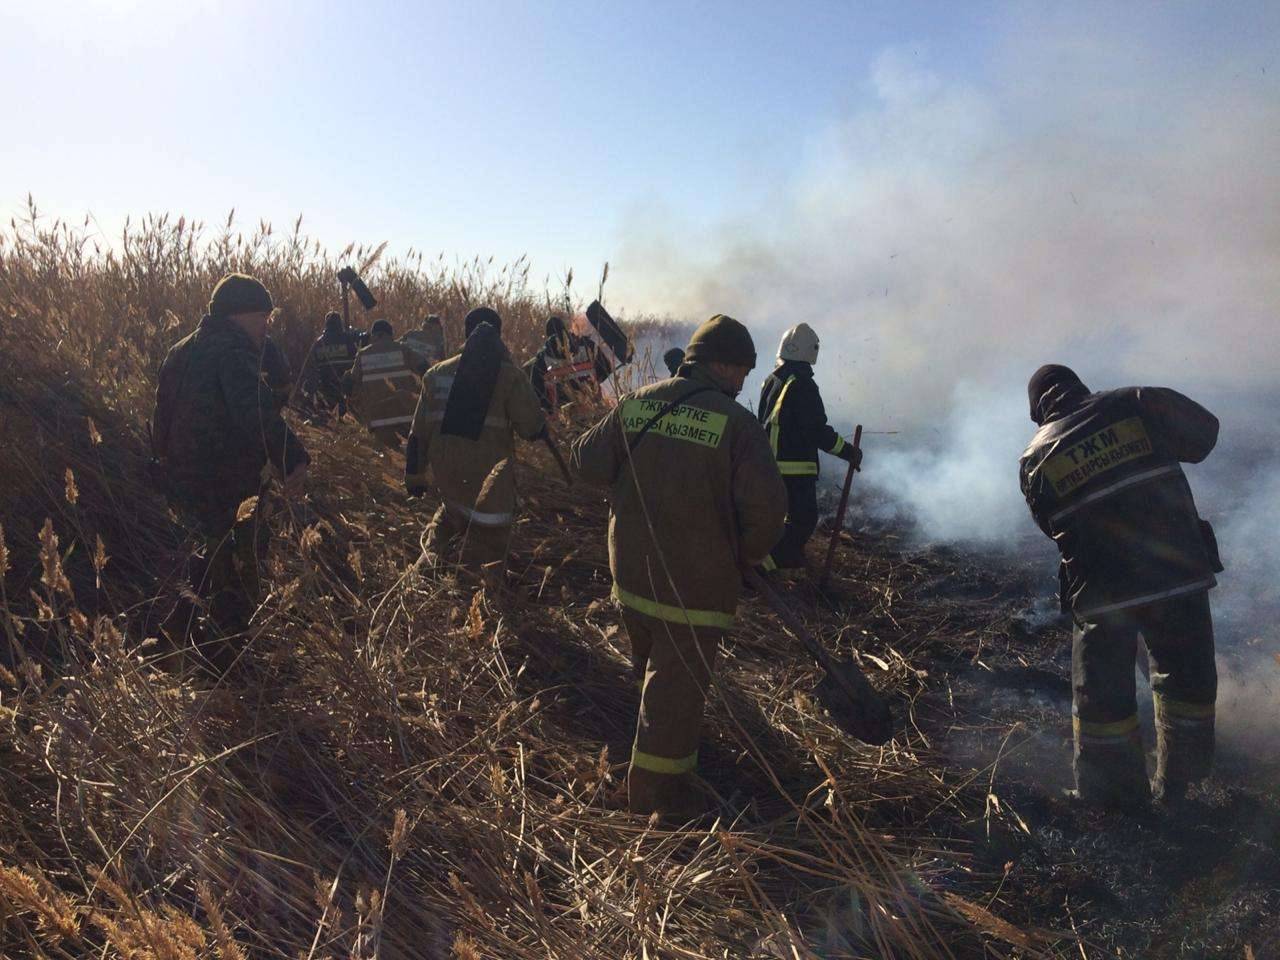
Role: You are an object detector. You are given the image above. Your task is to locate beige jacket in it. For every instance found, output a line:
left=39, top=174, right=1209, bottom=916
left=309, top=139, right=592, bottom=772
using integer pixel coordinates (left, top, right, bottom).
left=348, top=336, right=428, bottom=432
left=407, top=350, right=546, bottom=526
left=571, top=364, right=786, bottom=629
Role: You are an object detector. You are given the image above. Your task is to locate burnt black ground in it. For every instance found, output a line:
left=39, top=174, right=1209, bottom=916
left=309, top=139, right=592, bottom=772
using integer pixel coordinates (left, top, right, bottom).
left=852, top=527, right=1280, bottom=959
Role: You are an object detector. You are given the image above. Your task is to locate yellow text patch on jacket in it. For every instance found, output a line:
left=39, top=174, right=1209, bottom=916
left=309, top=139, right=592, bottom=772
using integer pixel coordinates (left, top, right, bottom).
left=620, top=399, right=728, bottom=448
left=1043, top=416, right=1153, bottom=497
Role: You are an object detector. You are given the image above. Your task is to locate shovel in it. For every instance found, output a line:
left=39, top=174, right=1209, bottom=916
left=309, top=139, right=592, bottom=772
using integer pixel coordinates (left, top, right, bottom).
left=744, top=566, right=892, bottom=745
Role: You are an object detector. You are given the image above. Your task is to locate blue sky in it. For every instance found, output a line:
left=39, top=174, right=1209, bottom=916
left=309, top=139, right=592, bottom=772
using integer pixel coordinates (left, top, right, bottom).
left=6, top=1, right=1002, bottom=282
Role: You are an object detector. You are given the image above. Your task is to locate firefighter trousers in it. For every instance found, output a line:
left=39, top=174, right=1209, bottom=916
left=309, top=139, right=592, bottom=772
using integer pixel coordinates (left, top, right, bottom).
left=1073, top=590, right=1216, bottom=805
left=769, top=477, right=818, bottom=570
left=620, top=607, right=722, bottom=819
left=423, top=503, right=512, bottom=574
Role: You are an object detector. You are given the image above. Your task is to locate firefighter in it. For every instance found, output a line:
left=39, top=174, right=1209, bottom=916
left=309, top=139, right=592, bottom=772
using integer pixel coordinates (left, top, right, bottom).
left=401, top=313, right=447, bottom=367
left=405, top=307, right=546, bottom=574
left=1020, top=364, right=1222, bottom=810
left=571, top=315, right=786, bottom=820
left=151, top=274, right=309, bottom=640
left=528, top=315, right=605, bottom=411
left=344, top=319, right=429, bottom=451
left=757, top=323, right=861, bottom=576
left=662, top=347, right=685, bottom=378
left=302, top=311, right=359, bottom=414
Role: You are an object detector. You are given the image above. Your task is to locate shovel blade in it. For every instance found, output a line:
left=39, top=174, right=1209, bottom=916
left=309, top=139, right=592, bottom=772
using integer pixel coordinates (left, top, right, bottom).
left=814, top=659, right=893, bottom=745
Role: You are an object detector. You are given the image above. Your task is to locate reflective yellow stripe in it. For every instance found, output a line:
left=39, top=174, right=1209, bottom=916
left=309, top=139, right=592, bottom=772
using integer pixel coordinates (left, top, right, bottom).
left=830, top=435, right=846, bottom=455
left=778, top=460, right=818, bottom=476
left=1073, top=714, right=1139, bottom=737
left=631, top=748, right=698, bottom=775
left=767, top=377, right=818, bottom=474
left=766, top=376, right=796, bottom=457
left=760, top=555, right=778, bottom=572
left=1153, top=693, right=1215, bottom=719
left=612, top=584, right=735, bottom=629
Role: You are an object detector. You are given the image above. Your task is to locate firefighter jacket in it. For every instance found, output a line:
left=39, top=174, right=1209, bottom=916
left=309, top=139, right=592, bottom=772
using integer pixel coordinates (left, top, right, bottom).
left=346, top=335, right=429, bottom=433
left=758, top=360, right=849, bottom=478
left=401, top=327, right=446, bottom=366
left=571, top=364, right=787, bottom=629
left=1020, top=386, right=1221, bottom=618
left=306, top=329, right=359, bottom=393
left=405, top=348, right=546, bottom=528
left=530, top=334, right=605, bottom=410
left=152, top=315, right=309, bottom=514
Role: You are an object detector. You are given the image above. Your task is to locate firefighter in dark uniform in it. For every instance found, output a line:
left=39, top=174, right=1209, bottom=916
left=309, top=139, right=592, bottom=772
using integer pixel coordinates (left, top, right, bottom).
left=757, top=323, right=861, bottom=575
left=663, top=348, right=685, bottom=378
left=527, top=315, right=608, bottom=411
left=303, top=312, right=359, bottom=414
left=1020, top=364, right=1222, bottom=809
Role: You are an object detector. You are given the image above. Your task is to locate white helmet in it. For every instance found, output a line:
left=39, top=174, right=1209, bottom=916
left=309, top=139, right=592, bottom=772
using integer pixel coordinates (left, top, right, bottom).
left=777, top=323, right=820, bottom=364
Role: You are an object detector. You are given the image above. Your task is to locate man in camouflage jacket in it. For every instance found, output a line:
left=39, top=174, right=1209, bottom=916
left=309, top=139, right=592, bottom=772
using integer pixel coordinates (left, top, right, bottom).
left=153, top=274, right=309, bottom=637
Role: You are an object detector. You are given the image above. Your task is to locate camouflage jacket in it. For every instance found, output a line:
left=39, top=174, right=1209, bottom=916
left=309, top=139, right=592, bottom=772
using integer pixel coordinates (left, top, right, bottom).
left=153, top=315, right=309, bottom=513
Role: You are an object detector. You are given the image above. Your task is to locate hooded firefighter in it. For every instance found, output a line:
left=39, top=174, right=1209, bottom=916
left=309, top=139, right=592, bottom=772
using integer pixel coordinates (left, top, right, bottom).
left=405, top=307, right=547, bottom=573
left=1020, top=364, right=1223, bottom=809
left=572, top=314, right=786, bottom=820
left=757, top=323, right=862, bottom=575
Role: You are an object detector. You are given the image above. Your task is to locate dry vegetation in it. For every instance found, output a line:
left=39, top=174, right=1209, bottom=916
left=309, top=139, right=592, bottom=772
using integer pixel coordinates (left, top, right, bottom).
left=0, top=202, right=1102, bottom=958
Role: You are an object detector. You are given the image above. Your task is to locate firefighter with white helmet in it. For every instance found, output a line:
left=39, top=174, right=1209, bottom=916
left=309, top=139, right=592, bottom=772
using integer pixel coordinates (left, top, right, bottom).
left=757, top=323, right=862, bottom=575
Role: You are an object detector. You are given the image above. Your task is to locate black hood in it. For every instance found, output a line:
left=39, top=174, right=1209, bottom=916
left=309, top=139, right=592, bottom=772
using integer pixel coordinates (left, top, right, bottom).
left=1028, top=364, right=1091, bottom=425
left=441, top=322, right=503, bottom=440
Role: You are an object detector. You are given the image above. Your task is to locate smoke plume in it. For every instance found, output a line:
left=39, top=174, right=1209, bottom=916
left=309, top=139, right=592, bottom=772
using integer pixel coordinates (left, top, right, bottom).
left=615, top=17, right=1280, bottom=754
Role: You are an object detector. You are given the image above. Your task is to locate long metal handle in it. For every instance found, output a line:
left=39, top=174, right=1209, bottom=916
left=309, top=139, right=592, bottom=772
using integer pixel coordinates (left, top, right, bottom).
left=819, top=424, right=862, bottom=589
left=744, top=566, right=881, bottom=704
left=542, top=432, right=574, bottom=487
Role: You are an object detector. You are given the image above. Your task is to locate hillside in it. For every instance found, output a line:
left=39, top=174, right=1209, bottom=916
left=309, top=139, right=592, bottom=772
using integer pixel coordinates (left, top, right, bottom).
left=1, top=210, right=1276, bottom=959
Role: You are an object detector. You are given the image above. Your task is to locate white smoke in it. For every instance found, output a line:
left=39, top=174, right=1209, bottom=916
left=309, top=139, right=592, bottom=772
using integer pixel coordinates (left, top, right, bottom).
left=612, top=20, right=1280, bottom=757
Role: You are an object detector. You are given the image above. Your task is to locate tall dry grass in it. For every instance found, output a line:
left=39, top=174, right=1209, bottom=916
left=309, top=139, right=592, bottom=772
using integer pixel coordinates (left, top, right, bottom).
left=0, top=202, right=1067, bottom=958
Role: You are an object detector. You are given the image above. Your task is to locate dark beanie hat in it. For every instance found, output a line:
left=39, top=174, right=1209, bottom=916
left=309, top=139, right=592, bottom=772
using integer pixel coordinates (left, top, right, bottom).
left=371, top=318, right=394, bottom=337
left=1028, top=364, right=1089, bottom=425
left=545, top=315, right=567, bottom=337
left=465, top=306, right=502, bottom=337
left=684, top=314, right=756, bottom=368
left=663, top=347, right=685, bottom=376
left=208, top=273, right=274, bottom=319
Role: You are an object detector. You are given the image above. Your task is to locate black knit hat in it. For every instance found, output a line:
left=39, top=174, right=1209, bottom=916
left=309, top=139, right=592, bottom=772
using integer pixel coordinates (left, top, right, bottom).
left=684, top=314, right=756, bottom=368
left=546, top=315, right=567, bottom=337
left=1028, top=364, right=1089, bottom=425
left=371, top=319, right=394, bottom=337
left=663, top=347, right=685, bottom=376
left=465, top=306, right=502, bottom=337
left=208, top=273, right=274, bottom=319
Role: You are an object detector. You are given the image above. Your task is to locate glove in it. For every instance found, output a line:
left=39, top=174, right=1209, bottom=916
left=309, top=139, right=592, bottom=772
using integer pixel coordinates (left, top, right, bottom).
left=839, top=444, right=863, bottom=470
